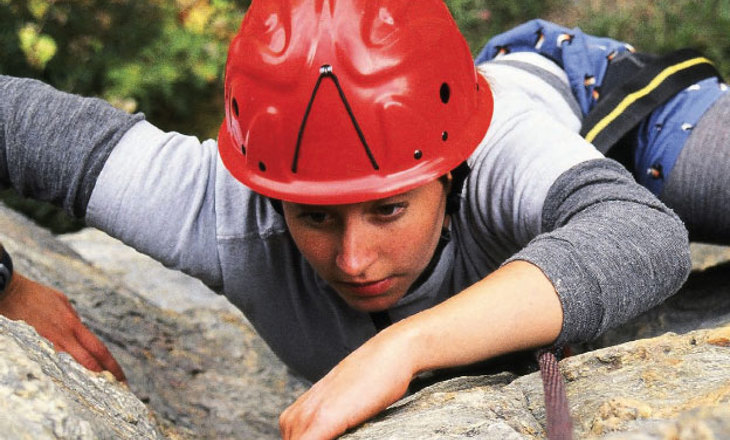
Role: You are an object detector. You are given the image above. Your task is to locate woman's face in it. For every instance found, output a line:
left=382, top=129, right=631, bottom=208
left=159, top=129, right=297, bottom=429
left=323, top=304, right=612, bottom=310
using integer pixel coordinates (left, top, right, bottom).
left=282, top=179, right=449, bottom=312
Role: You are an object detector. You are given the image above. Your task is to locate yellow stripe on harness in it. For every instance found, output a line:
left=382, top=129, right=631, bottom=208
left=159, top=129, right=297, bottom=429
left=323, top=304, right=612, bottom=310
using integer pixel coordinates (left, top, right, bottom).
left=585, top=57, right=715, bottom=143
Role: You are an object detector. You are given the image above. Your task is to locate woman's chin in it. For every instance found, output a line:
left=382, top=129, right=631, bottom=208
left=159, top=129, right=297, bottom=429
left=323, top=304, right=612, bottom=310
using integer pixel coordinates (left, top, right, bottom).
left=339, top=290, right=405, bottom=313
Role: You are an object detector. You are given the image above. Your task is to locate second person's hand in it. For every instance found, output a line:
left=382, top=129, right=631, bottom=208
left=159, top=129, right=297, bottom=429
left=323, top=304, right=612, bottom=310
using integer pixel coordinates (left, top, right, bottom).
left=0, top=272, right=126, bottom=382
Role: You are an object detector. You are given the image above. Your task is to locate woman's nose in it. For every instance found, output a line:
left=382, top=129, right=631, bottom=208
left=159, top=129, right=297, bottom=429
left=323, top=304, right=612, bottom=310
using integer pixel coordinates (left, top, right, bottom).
left=335, top=220, right=378, bottom=276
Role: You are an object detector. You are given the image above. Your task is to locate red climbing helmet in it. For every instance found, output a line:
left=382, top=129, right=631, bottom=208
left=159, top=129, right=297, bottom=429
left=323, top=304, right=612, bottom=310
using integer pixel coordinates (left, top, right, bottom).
left=218, top=0, right=493, bottom=205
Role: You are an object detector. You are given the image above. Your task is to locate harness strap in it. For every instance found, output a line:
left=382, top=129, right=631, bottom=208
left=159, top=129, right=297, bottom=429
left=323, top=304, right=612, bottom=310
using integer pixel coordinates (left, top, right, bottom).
left=581, top=48, right=721, bottom=155
left=370, top=311, right=392, bottom=332
left=537, top=349, right=573, bottom=440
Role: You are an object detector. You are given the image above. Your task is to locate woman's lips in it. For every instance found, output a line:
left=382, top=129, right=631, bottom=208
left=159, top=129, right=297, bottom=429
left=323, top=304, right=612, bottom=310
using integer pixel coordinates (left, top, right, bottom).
left=339, top=278, right=395, bottom=297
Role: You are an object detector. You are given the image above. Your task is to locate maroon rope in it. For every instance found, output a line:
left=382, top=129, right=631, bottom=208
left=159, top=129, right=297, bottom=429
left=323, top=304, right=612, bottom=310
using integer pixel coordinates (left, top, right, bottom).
left=537, top=349, right=573, bottom=440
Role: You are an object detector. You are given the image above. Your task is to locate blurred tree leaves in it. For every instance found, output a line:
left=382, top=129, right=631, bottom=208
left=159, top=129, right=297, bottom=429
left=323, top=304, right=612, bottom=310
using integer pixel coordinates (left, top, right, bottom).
left=0, top=0, right=248, bottom=232
left=446, top=0, right=563, bottom=55
left=17, top=24, right=57, bottom=69
left=546, top=0, right=730, bottom=80
left=0, top=0, right=248, bottom=138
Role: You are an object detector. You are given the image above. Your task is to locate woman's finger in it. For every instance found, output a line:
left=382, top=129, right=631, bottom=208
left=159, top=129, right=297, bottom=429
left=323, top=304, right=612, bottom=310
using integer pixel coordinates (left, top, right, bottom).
left=56, top=338, right=105, bottom=374
left=73, top=323, right=126, bottom=382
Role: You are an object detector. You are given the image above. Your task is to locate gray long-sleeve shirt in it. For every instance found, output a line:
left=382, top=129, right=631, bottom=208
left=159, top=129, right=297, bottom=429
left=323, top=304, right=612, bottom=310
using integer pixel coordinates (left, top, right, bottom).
left=0, top=52, right=691, bottom=382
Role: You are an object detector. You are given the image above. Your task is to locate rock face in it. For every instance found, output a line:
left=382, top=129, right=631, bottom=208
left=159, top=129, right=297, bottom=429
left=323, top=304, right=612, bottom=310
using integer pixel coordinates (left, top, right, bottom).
left=343, top=328, right=730, bottom=439
left=2, top=201, right=730, bottom=439
left=58, top=228, right=235, bottom=314
left=0, top=204, right=307, bottom=439
left=0, top=316, right=161, bottom=439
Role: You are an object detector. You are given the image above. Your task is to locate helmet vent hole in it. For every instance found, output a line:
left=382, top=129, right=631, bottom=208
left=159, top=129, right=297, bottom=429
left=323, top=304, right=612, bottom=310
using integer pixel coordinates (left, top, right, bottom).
left=232, top=98, right=240, bottom=117
left=241, top=144, right=246, bottom=155
left=442, top=131, right=448, bottom=141
left=414, top=150, right=423, bottom=160
left=258, top=161, right=266, bottom=172
left=476, top=83, right=480, bottom=91
left=440, top=83, right=450, bottom=104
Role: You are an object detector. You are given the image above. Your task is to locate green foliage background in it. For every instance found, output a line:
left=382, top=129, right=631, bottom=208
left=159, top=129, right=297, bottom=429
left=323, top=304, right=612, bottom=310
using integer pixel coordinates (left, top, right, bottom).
left=1, top=0, right=728, bottom=232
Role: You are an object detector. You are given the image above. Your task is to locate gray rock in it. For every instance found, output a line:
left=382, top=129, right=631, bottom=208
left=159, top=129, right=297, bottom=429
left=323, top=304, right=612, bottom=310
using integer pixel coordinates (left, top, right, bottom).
left=690, top=242, right=730, bottom=271
left=342, top=374, right=541, bottom=440
left=344, top=327, right=730, bottom=439
left=58, top=228, right=235, bottom=314
left=560, top=327, right=730, bottom=438
left=0, top=316, right=161, bottom=439
left=0, top=204, right=307, bottom=439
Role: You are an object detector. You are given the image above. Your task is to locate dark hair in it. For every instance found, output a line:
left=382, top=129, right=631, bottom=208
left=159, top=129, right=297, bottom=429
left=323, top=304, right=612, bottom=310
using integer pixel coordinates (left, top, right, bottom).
left=270, top=198, right=284, bottom=216
left=444, top=161, right=470, bottom=215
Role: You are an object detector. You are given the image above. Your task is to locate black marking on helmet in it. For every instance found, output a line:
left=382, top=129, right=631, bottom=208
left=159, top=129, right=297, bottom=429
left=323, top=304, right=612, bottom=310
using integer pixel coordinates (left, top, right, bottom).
left=414, top=149, right=423, bottom=160
left=442, top=131, right=448, bottom=141
left=292, top=64, right=379, bottom=173
left=232, top=98, right=239, bottom=117
left=259, top=161, right=267, bottom=172
left=440, top=83, right=451, bottom=104
left=241, top=144, right=246, bottom=155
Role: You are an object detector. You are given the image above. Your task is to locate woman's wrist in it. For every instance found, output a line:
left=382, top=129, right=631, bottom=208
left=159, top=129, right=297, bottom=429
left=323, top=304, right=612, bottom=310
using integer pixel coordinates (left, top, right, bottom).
left=376, top=317, right=430, bottom=379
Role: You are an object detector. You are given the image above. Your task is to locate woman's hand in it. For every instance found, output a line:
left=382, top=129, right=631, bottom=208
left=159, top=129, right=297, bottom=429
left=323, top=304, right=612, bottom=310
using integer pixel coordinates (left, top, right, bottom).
left=0, top=272, right=126, bottom=382
left=279, top=324, right=418, bottom=440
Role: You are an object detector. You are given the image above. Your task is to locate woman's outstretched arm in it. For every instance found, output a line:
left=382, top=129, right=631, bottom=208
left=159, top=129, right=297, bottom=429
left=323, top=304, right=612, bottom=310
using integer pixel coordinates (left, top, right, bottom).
left=279, top=260, right=561, bottom=440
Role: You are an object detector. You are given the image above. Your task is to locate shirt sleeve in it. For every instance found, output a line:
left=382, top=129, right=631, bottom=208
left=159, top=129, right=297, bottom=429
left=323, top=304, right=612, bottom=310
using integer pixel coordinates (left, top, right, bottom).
left=507, top=158, right=691, bottom=346
left=0, top=75, right=144, bottom=217
left=0, top=75, right=223, bottom=289
left=86, top=121, right=224, bottom=290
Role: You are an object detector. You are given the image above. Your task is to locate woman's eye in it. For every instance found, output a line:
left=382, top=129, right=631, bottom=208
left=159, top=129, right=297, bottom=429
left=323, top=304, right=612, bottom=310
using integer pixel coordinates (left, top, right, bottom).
left=300, top=212, right=329, bottom=224
left=375, top=203, right=406, bottom=217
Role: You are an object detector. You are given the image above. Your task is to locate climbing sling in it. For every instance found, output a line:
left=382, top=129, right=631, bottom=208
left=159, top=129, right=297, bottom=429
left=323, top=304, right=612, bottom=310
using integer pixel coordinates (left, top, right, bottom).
left=581, top=48, right=721, bottom=157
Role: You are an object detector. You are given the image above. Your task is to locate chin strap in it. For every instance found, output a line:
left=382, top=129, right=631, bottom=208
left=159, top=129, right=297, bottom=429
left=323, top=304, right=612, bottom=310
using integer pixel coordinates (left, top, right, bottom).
left=369, top=311, right=392, bottom=332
